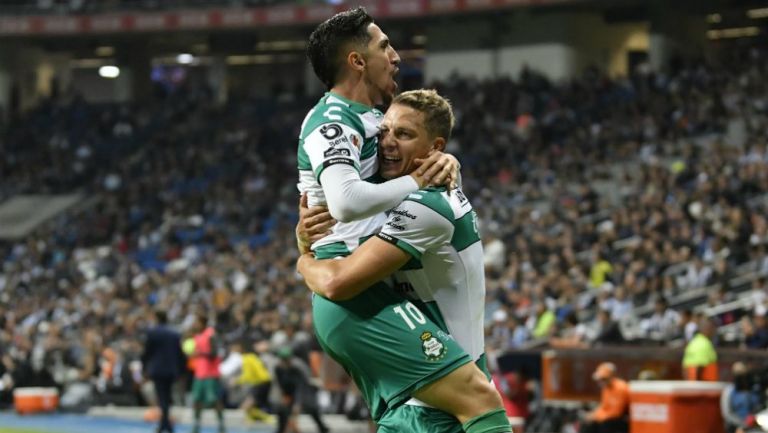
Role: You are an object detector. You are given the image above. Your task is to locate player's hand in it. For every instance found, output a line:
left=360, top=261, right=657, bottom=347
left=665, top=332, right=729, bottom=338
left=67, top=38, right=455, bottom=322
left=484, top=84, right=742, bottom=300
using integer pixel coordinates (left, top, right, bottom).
left=411, top=151, right=459, bottom=190
left=296, top=193, right=336, bottom=254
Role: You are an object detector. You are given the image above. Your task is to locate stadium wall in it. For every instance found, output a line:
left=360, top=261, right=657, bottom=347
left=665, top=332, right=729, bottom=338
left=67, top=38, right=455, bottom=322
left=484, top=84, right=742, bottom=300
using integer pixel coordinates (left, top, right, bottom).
left=424, top=12, right=651, bottom=82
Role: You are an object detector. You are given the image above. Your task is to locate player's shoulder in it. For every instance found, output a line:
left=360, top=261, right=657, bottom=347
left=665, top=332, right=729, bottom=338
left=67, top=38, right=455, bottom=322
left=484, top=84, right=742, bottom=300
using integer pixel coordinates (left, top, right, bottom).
left=405, top=187, right=473, bottom=221
left=301, top=93, right=369, bottom=138
left=403, top=187, right=453, bottom=222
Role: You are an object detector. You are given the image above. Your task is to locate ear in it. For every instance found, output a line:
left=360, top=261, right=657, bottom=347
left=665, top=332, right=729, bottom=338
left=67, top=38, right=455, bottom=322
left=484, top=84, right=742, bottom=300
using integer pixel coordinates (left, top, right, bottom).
left=347, top=51, right=366, bottom=73
left=432, top=137, right=446, bottom=152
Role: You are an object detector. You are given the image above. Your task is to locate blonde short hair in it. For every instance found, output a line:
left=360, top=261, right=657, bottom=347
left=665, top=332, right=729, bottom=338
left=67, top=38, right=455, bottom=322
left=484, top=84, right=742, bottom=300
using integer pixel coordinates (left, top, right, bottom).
left=392, top=89, right=455, bottom=141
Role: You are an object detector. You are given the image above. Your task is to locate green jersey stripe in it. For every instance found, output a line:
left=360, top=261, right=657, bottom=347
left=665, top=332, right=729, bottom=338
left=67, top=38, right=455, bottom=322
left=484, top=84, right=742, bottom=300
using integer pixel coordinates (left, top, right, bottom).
left=314, top=241, right=351, bottom=259
left=451, top=210, right=481, bottom=252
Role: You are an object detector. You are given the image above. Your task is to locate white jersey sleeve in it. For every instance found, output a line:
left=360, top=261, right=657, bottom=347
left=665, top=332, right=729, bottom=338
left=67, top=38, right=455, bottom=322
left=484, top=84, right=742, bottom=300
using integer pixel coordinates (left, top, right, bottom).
left=320, top=165, right=419, bottom=223
left=377, top=198, right=453, bottom=259
left=303, top=122, right=363, bottom=182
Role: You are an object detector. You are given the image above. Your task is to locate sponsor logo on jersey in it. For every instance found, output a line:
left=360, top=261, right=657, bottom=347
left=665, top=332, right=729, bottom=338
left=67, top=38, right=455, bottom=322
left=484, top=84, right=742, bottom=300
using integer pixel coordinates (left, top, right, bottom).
left=323, top=147, right=351, bottom=158
left=391, top=209, right=417, bottom=220
left=326, top=135, right=350, bottom=147
left=377, top=232, right=400, bottom=246
left=386, top=216, right=406, bottom=231
left=455, top=189, right=468, bottom=204
left=322, top=157, right=355, bottom=169
left=320, top=124, right=343, bottom=140
left=350, top=134, right=361, bottom=150
left=420, top=331, right=446, bottom=361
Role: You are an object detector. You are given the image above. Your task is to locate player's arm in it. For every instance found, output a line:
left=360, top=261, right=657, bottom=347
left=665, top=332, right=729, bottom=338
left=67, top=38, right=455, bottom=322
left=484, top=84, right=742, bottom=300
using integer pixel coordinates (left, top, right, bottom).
left=306, top=122, right=459, bottom=222
left=320, top=155, right=459, bottom=222
left=297, top=237, right=410, bottom=300
left=297, top=197, right=452, bottom=300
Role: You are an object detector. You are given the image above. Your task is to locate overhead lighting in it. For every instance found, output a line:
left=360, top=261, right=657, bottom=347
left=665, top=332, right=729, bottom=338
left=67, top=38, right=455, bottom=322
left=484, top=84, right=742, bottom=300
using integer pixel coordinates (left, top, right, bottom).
left=747, top=8, right=768, bottom=19
left=176, top=53, right=194, bottom=64
left=706, top=13, right=721, bottom=24
left=191, top=43, right=208, bottom=53
left=255, top=40, right=305, bottom=51
left=98, top=66, right=120, bottom=78
left=397, top=48, right=426, bottom=58
left=70, top=58, right=108, bottom=68
left=227, top=54, right=275, bottom=65
left=95, top=46, right=114, bottom=56
left=707, top=26, right=760, bottom=39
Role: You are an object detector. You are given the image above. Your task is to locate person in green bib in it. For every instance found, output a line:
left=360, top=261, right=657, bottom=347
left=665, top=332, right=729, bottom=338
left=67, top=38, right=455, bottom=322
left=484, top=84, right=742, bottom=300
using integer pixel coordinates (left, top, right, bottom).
left=683, top=317, right=719, bottom=381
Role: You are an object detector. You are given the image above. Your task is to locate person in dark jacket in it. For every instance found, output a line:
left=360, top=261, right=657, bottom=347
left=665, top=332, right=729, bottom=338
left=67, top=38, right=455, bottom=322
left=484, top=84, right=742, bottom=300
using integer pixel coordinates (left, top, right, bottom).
left=142, top=310, right=186, bottom=433
left=274, top=346, right=329, bottom=433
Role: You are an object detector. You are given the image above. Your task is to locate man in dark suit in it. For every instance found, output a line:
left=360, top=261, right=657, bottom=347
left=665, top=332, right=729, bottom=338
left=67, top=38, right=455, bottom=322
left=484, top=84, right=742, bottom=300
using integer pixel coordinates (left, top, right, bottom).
left=142, top=310, right=186, bottom=433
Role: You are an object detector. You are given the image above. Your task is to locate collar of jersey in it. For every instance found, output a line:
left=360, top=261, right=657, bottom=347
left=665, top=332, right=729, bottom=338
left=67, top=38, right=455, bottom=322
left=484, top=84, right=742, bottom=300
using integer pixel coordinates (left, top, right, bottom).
left=326, top=92, right=373, bottom=114
left=422, top=186, right=448, bottom=193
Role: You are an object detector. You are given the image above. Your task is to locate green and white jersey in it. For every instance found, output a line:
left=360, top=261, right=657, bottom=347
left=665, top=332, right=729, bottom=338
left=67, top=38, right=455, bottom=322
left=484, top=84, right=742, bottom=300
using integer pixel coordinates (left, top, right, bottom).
left=377, top=187, right=486, bottom=363
left=297, top=92, right=385, bottom=257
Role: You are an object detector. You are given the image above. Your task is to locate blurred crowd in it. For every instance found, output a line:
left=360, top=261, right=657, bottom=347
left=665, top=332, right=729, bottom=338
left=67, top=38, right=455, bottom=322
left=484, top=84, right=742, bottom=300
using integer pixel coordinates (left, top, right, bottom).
left=1, top=46, right=768, bottom=406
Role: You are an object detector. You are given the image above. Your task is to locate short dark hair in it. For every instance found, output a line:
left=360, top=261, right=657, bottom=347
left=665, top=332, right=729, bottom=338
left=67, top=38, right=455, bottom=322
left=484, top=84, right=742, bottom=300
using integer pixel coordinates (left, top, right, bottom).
left=307, top=7, right=374, bottom=89
left=155, top=310, right=168, bottom=324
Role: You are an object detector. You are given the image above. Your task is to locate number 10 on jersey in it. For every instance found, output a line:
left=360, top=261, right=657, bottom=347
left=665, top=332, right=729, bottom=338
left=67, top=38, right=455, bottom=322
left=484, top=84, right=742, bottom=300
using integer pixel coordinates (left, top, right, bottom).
left=393, top=302, right=427, bottom=330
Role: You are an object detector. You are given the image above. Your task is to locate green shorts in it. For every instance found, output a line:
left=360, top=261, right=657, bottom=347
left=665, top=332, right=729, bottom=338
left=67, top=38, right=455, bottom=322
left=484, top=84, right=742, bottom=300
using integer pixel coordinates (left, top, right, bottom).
left=191, top=378, right=221, bottom=406
left=313, top=282, right=471, bottom=421
left=377, top=404, right=463, bottom=433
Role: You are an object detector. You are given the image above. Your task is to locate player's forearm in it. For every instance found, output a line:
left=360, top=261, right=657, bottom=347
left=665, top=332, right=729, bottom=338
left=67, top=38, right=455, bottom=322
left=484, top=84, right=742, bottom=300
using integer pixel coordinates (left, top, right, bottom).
left=297, top=254, right=369, bottom=301
left=320, top=164, right=418, bottom=223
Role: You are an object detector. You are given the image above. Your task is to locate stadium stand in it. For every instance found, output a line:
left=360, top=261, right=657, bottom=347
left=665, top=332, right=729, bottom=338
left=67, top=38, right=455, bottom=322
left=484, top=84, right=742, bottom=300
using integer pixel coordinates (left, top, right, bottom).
left=0, top=45, right=768, bottom=410
left=1, top=7, right=768, bottom=429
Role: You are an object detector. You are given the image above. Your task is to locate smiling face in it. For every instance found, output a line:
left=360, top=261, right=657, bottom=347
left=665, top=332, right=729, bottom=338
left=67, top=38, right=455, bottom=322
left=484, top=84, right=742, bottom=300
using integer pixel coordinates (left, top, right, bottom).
left=361, top=23, right=400, bottom=107
left=378, top=103, right=442, bottom=179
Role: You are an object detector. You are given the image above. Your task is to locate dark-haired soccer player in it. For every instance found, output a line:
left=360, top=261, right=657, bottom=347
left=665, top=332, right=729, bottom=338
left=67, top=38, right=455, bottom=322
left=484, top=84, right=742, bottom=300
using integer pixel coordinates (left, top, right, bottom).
left=297, top=8, right=511, bottom=433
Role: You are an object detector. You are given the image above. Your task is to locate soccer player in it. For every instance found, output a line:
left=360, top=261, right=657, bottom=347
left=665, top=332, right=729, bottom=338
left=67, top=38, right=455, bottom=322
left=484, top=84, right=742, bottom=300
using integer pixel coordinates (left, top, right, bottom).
left=298, top=89, right=506, bottom=432
left=298, top=8, right=510, bottom=432
left=189, top=315, right=225, bottom=433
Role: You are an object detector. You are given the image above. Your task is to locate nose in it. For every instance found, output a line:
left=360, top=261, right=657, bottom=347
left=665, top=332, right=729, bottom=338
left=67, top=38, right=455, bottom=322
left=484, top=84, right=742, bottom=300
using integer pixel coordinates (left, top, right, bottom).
left=379, top=130, right=394, bottom=148
left=390, top=47, right=400, bottom=65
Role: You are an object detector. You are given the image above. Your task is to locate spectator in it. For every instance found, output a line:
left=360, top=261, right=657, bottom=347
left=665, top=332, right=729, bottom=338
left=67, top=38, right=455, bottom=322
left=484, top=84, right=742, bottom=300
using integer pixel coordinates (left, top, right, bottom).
left=721, top=362, right=761, bottom=433
left=492, top=368, right=530, bottom=421
left=641, top=298, right=681, bottom=341
left=592, top=309, right=625, bottom=346
left=741, top=314, right=768, bottom=350
left=531, top=303, right=556, bottom=339
left=680, top=310, right=698, bottom=342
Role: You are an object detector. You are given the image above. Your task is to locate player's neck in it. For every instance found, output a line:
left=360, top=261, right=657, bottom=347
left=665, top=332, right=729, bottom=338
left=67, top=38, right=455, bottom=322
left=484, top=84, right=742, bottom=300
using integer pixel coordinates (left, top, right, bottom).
left=330, top=80, right=375, bottom=108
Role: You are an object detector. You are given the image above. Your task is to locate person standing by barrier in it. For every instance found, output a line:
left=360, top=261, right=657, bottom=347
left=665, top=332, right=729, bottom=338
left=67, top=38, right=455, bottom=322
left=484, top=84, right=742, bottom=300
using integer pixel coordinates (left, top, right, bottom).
left=683, top=317, right=719, bottom=381
left=579, top=363, right=629, bottom=433
left=142, top=310, right=186, bottom=433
